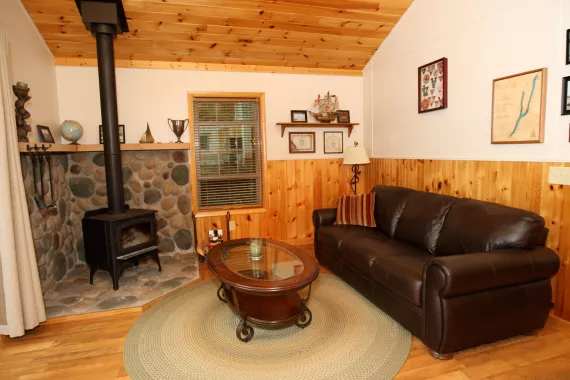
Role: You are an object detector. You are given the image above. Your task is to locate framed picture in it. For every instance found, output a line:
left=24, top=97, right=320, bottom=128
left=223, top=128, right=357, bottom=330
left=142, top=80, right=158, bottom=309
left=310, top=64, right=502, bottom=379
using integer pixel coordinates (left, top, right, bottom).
left=323, top=131, right=343, bottom=154
left=491, top=68, right=547, bottom=144
left=566, top=29, right=570, bottom=65
left=337, top=110, right=350, bottom=123
left=563, top=76, right=570, bottom=115
left=289, top=132, right=315, bottom=153
left=37, top=125, right=55, bottom=143
left=290, top=110, right=308, bottom=123
left=99, top=124, right=125, bottom=144
left=418, top=57, right=448, bottom=113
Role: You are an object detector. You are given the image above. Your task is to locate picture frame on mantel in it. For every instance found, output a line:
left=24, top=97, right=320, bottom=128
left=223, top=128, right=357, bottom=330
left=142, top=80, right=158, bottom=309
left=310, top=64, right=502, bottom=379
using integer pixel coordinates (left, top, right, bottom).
left=99, top=124, right=126, bottom=144
left=491, top=68, right=547, bottom=144
left=418, top=57, right=448, bottom=113
left=566, top=29, right=570, bottom=65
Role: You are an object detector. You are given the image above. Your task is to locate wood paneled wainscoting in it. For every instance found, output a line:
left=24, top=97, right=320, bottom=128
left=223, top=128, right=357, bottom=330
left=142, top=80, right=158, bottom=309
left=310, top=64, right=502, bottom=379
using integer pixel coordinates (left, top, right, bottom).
left=364, top=158, right=570, bottom=321
left=195, top=158, right=364, bottom=253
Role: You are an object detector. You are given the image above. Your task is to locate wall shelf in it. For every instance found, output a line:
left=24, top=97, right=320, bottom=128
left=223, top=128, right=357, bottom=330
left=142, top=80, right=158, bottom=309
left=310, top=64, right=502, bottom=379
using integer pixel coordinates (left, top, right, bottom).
left=276, top=122, right=359, bottom=138
left=19, top=142, right=191, bottom=153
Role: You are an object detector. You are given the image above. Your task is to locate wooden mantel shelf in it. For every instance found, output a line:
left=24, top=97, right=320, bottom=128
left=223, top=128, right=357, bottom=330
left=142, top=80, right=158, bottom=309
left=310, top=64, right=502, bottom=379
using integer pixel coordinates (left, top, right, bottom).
left=19, top=142, right=191, bottom=153
left=276, top=122, right=359, bottom=138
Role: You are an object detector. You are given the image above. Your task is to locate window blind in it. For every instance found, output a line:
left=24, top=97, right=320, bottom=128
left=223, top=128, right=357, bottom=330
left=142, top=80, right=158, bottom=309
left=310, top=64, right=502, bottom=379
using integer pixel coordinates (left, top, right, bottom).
left=193, top=97, right=262, bottom=210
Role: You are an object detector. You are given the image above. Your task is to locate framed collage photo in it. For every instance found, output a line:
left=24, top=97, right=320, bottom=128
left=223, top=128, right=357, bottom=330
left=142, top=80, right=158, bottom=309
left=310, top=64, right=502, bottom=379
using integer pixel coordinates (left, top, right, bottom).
left=418, top=57, right=448, bottom=113
left=289, top=132, right=315, bottom=153
left=324, top=131, right=343, bottom=154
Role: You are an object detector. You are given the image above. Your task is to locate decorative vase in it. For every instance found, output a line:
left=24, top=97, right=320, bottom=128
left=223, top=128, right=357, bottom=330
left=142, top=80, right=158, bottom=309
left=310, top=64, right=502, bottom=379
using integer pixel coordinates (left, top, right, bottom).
left=168, top=118, right=189, bottom=143
left=139, top=122, right=155, bottom=143
left=60, top=120, right=84, bottom=144
left=13, top=82, right=31, bottom=142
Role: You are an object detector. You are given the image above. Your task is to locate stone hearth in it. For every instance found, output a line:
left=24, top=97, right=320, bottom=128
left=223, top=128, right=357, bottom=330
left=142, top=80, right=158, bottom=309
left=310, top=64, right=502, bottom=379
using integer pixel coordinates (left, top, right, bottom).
left=43, top=251, right=199, bottom=317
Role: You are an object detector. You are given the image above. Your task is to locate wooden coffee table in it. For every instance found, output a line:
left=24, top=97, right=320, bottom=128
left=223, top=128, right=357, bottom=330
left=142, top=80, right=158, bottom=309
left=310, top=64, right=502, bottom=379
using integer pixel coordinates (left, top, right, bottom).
left=207, top=238, right=319, bottom=342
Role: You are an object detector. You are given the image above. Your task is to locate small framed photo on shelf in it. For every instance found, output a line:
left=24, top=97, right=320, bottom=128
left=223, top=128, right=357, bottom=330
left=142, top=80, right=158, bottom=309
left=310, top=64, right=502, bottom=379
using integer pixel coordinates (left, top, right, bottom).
left=563, top=76, right=570, bottom=115
left=290, top=110, right=308, bottom=123
left=99, top=124, right=126, bottom=144
left=37, top=125, right=55, bottom=143
left=289, top=132, right=315, bottom=153
left=336, top=110, right=350, bottom=123
left=323, top=131, right=343, bottom=154
left=566, top=29, right=570, bottom=65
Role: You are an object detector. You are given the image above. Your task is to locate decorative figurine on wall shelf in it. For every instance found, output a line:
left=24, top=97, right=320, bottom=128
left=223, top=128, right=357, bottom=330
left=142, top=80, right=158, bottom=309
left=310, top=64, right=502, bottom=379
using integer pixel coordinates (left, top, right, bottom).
left=168, top=118, right=189, bottom=143
left=309, top=91, right=339, bottom=123
left=13, top=82, right=32, bottom=142
left=139, top=122, right=155, bottom=143
left=60, top=120, right=84, bottom=144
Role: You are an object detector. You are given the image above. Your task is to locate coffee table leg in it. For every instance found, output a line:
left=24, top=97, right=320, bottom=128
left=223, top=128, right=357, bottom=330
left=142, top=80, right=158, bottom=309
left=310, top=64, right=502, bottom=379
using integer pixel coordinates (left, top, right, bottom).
left=217, top=283, right=227, bottom=303
left=236, top=315, right=254, bottom=342
left=296, top=284, right=313, bottom=329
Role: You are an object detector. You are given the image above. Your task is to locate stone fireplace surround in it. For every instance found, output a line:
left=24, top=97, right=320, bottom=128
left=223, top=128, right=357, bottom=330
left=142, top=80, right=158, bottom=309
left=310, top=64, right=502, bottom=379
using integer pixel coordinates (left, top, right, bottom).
left=21, top=149, right=194, bottom=296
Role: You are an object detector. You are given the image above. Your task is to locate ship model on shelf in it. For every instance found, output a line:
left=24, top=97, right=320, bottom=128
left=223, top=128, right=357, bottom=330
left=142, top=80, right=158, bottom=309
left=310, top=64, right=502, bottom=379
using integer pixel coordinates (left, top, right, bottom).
left=309, top=91, right=339, bottom=123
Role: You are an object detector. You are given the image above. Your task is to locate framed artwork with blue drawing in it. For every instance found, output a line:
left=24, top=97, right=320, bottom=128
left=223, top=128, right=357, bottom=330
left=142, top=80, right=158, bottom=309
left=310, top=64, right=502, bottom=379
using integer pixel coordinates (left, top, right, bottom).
left=491, top=68, right=547, bottom=144
left=418, top=57, right=447, bottom=113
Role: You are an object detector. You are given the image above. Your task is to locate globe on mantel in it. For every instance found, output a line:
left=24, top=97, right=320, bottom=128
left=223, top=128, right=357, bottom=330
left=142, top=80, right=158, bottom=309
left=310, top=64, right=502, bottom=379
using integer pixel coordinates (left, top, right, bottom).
left=60, top=120, right=83, bottom=145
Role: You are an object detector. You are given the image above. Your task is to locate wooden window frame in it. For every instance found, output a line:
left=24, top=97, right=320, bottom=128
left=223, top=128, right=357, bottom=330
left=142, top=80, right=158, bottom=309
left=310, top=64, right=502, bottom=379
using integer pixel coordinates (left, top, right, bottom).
left=188, top=92, right=268, bottom=217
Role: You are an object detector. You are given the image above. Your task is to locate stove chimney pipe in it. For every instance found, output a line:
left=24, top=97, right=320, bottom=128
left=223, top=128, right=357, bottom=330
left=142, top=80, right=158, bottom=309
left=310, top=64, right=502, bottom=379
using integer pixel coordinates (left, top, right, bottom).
left=75, top=0, right=129, bottom=214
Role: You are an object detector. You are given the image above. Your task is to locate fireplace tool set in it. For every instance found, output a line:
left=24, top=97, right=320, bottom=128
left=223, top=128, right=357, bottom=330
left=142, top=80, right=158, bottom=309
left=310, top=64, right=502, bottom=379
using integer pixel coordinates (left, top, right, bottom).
left=26, top=144, right=57, bottom=213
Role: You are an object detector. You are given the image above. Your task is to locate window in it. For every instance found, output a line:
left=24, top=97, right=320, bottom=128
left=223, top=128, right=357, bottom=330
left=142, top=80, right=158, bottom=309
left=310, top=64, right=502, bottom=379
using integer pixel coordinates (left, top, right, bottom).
left=193, top=97, right=263, bottom=210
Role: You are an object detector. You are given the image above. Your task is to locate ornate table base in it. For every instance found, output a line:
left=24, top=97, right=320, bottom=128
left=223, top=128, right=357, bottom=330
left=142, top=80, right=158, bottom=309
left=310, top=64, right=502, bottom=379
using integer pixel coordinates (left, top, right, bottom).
left=217, top=283, right=313, bottom=342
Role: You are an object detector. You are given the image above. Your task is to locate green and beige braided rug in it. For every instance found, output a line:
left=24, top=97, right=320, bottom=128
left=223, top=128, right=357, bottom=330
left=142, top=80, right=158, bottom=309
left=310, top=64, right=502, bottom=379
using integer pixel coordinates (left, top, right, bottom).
left=124, top=274, right=411, bottom=380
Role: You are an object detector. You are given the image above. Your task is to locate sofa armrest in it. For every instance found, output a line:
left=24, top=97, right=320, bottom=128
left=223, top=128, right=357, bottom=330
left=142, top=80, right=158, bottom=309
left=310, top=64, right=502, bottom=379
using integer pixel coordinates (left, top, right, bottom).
left=424, top=248, right=560, bottom=298
left=312, top=208, right=337, bottom=230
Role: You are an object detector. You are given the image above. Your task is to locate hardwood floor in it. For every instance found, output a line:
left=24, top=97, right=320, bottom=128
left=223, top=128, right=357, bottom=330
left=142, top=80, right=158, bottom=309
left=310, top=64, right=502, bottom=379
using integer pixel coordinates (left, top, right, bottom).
left=1, top=245, right=570, bottom=380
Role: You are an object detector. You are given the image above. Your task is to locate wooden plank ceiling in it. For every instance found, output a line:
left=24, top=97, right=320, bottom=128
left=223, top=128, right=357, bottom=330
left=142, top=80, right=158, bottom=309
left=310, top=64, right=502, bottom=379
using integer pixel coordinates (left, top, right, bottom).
left=21, top=0, right=413, bottom=75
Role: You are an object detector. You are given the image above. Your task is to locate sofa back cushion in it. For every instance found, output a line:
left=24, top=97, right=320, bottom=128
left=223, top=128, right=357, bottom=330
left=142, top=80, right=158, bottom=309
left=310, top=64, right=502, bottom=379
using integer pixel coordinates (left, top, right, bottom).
left=393, top=191, right=456, bottom=254
left=435, top=199, right=548, bottom=256
left=371, top=185, right=414, bottom=237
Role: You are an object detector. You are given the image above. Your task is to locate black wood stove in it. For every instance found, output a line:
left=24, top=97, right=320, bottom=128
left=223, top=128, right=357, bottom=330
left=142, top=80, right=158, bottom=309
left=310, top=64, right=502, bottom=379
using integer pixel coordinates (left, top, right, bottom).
left=76, top=0, right=161, bottom=290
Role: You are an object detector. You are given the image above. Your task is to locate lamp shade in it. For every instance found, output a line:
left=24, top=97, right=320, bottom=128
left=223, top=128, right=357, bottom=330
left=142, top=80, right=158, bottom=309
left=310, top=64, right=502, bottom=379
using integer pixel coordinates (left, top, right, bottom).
left=343, top=146, right=370, bottom=165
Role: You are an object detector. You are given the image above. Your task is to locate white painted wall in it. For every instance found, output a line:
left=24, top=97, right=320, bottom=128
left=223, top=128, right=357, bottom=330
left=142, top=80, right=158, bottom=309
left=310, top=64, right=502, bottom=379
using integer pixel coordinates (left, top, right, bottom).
left=55, top=66, right=363, bottom=160
left=365, top=0, right=570, bottom=162
left=0, top=0, right=60, bottom=141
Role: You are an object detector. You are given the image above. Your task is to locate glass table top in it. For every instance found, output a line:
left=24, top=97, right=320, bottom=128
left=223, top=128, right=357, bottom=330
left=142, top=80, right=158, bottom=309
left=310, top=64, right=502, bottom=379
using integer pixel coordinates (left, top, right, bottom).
left=221, top=239, right=304, bottom=281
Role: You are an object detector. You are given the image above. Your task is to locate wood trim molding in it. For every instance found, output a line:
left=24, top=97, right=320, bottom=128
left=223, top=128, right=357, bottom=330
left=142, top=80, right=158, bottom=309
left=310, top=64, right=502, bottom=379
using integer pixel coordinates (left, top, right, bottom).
left=54, top=58, right=363, bottom=77
left=187, top=92, right=268, bottom=214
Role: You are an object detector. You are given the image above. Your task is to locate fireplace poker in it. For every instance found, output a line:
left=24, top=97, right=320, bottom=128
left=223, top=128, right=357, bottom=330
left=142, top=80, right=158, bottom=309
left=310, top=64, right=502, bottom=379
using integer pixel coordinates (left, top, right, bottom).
left=30, top=150, right=48, bottom=211
left=45, top=152, right=57, bottom=210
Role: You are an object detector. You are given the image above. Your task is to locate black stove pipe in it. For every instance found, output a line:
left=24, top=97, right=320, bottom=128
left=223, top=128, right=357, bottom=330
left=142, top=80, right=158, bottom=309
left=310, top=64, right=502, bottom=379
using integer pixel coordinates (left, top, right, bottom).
left=93, top=23, right=125, bottom=214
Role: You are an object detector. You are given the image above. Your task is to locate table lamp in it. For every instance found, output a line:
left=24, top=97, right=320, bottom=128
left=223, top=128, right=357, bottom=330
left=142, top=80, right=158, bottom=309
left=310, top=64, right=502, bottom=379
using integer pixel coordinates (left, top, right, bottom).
left=343, top=141, right=370, bottom=195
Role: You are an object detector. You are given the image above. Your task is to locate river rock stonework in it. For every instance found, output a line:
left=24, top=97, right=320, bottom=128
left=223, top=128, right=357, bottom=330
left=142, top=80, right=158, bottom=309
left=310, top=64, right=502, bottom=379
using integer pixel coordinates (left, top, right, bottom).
left=67, top=150, right=194, bottom=260
left=21, top=150, right=195, bottom=298
left=21, top=154, right=75, bottom=294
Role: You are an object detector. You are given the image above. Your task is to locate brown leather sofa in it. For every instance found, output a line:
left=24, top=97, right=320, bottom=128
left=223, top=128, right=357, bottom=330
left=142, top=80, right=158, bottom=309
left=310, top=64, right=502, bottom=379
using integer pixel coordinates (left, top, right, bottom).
left=313, top=185, right=560, bottom=359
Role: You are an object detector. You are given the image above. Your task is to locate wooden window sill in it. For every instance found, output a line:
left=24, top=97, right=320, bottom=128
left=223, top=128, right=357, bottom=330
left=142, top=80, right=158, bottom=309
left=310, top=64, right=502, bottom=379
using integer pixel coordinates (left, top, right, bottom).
left=195, top=208, right=267, bottom=218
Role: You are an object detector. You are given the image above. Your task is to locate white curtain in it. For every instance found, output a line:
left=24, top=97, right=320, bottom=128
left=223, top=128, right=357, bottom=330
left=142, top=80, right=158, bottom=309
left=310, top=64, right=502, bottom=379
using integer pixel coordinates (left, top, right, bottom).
left=0, top=32, right=46, bottom=337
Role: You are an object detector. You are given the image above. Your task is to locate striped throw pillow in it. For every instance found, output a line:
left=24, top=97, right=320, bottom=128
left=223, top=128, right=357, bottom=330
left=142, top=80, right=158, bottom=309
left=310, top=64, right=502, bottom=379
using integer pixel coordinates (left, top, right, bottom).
left=335, top=194, right=376, bottom=227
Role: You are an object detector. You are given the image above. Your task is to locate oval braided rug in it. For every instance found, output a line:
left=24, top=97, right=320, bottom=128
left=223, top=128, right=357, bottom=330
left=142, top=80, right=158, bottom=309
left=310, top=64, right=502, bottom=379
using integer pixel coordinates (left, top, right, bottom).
left=124, top=274, right=411, bottom=380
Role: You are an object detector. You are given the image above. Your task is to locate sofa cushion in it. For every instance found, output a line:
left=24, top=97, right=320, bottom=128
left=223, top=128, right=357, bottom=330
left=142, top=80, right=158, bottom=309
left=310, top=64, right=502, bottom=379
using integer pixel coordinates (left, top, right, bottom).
left=317, top=225, right=382, bottom=255
left=335, top=193, right=376, bottom=227
left=394, top=191, right=456, bottom=254
left=435, top=199, right=548, bottom=256
left=371, top=185, right=414, bottom=237
left=336, top=233, right=391, bottom=274
left=339, top=238, right=430, bottom=306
